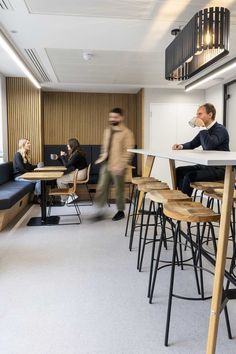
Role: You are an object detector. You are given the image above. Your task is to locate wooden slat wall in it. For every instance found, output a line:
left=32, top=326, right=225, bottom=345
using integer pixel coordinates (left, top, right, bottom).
left=136, top=88, right=144, bottom=175
left=43, top=92, right=137, bottom=144
left=6, top=78, right=42, bottom=164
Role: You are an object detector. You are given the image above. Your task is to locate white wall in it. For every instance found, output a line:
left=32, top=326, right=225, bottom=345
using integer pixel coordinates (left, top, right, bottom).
left=143, top=88, right=205, bottom=150
left=205, top=83, right=224, bottom=124
left=225, top=82, right=236, bottom=151
left=0, top=74, right=8, bottom=161
left=143, top=88, right=205, bottom=184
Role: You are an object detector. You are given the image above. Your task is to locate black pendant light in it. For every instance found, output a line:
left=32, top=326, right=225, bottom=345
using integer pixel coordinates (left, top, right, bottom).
left=165, top=7, right=230, bottom=81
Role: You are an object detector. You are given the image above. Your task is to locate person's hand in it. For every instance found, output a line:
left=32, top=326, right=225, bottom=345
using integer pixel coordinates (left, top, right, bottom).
left=60, top=151, right=66, bottom=156
left=172, top=144, right=182, bottom=150
left=95, top=157, right=103, bottom=164
left=194, top=118, right=205, bottom=127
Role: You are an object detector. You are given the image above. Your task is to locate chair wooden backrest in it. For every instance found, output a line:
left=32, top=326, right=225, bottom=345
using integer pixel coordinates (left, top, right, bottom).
left=69, top=169, right=79, bottom=193
left=77, top=163, right=91, bottom=184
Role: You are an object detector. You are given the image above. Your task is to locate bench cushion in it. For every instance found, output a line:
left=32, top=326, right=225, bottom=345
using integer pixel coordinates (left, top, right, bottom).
left=0, top=181, right=34, bottom=210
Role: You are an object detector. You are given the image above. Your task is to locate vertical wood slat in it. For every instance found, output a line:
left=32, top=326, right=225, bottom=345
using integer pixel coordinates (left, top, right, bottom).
left=136, top=88, right=144, bottom=175
left=43, top=92, right=137, bottom=145
left=6, top=78, right=42, bottom=164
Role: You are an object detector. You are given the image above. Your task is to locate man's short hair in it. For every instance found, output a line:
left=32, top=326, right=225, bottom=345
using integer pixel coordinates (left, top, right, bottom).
left=110, top=107, right=124, bottom=116
left=201, top=103, right=216, bottom=120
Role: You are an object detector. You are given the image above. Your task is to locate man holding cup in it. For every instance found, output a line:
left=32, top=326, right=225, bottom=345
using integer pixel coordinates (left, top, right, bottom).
left=172, top=103, right=229, bottom=197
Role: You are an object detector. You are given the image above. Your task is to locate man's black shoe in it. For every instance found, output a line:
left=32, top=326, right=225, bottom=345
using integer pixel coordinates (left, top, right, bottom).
left=112, top=211, right=125, bottom=221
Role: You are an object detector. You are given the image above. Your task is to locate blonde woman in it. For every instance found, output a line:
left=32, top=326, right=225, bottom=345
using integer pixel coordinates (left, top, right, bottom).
left=13, top=138, right=41, bottom=197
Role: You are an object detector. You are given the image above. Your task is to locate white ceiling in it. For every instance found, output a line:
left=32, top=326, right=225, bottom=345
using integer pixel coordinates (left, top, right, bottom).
left=0, top=0, right=236, bottom=93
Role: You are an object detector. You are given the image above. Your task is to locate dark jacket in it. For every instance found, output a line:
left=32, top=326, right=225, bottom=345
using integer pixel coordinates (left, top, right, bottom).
left=59, top=151, right=87, bottom=174
left=182, top=122, right=230, bottom=151
left=13, top=152, right=36, bottom=177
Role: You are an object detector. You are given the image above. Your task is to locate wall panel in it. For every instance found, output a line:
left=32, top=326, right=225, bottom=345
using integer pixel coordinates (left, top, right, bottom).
left=43, top=92, right=137, bottom=145
left=6, top=78, right=42, bottom=164
left=136, top=89, right=144, bottom=175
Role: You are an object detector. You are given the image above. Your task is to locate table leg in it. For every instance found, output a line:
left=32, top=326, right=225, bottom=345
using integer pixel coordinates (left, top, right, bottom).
left=169, top=159, right=177, bottom=189
left=206, top=166, right=235, bottom=354
left=27, top=180, right=60, bottom=226
left=137, top=155, right=155, bottom=213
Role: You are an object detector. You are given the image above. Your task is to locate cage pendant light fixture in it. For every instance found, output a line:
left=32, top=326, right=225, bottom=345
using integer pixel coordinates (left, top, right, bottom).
left=165, top=7, right=230, bottom=81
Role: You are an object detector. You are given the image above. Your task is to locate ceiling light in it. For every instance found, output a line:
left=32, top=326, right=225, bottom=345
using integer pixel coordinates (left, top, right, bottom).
left=165, top=7, right=230, bottom=81
left=185, top=58, right=236, bottom=92
left=0, top=31, right=41, bottom=89
left=82, top=52, right=93, bottom=61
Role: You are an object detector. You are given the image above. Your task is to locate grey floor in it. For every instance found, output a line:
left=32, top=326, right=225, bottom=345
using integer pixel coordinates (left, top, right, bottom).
left=0, top=203, right=235, bottom=354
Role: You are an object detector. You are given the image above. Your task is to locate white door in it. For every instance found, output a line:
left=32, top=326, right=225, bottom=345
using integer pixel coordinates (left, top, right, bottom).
left=150, top=103, right=198, bottom=186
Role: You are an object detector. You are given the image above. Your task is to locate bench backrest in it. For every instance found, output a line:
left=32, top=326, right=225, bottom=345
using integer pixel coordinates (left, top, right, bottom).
left=0, top=162, right=14, bottom=185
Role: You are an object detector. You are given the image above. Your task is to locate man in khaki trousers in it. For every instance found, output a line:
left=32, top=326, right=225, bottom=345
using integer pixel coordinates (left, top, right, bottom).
left=94, top=107, right=134, bottom=221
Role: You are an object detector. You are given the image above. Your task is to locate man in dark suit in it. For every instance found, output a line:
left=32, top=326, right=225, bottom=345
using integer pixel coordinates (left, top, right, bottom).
left=172, top=103, right=229, bottom=196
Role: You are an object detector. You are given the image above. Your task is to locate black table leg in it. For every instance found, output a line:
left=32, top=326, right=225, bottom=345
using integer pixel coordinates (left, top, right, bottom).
left=27, top=180, right=60, bottom=226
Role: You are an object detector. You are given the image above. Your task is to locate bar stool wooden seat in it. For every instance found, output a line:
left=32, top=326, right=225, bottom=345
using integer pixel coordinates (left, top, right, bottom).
left=204, top=188, right=236, bottom=201
left=204, top=188, right=236, bottom=249
left=141, top=190, right=191, bottom=296
left=129, top=181, right=170, bottom=260
left=190, top=181, right=224, bottom=202
left=157, top=201, right=222, bottom=346
left=125, top=176, right=158, bottom=237
left=147, top=189, right=191, bottom=204
left=131, top=176, right=157, bottom=184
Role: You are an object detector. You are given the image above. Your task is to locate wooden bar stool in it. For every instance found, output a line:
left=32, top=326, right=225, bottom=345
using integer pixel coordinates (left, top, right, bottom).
left=124, top=176, right=157, bottom=237
left=159, top=201, right=221, bottom=346
left=143, top=190, right=191, bottom=297
left=129, top=181, right=169, bottom=265
left=204, top=188, right=236, bottom=252
left=190, top=181, right=224, bottom=202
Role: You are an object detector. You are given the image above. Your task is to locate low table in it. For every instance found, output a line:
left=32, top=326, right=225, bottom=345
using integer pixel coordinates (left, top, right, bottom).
left=34, top=166, right=66, bottom=172
left=21, top=171, right=64, bottom=226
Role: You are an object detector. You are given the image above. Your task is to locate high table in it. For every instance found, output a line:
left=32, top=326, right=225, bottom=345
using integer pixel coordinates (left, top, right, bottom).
left=21, top=171, right=64, bottom=226
left=128, top=148, right=236, bottom=354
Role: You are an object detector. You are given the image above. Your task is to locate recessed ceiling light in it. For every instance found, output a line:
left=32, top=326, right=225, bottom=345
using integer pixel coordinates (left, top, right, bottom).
left=10, top=30, right=18, bottom=34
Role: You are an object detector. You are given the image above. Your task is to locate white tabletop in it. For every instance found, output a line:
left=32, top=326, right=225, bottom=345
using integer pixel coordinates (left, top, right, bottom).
left=128, top=149, right=236, bottom=166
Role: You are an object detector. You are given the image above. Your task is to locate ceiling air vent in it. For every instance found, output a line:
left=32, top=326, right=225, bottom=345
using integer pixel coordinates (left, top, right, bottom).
left=0, top=0, right=13, bottom=10
left=24, top=48, right=51, bottom=82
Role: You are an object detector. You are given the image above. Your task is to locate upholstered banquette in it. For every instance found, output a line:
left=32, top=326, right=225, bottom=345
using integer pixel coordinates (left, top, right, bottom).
left=0, top=162, right=34, bottom=231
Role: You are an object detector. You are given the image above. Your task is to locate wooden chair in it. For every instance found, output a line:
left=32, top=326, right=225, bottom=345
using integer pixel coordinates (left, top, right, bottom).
left=48, top=169, right=81, bottom=224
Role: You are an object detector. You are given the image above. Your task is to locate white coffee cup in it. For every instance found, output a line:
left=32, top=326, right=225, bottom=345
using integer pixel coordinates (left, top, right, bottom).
left=188, top=117, right=197, bottom=128
left=37, top=161, right=44, bottom=168
left=50, top=153, right=58, bottom=160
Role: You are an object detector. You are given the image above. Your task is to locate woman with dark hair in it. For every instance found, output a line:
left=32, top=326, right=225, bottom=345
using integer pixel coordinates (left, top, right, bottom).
left=56, top=138, right=87, bottom=202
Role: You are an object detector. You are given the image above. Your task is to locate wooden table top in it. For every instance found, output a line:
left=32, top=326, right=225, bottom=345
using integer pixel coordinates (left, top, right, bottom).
left=21, top=171, right=64, bottom=180
left=34, top=166, right=66, bottom=172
